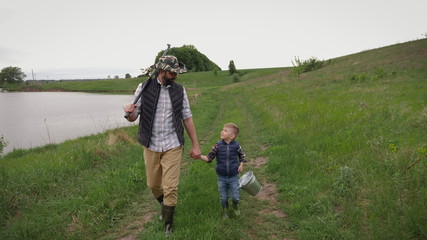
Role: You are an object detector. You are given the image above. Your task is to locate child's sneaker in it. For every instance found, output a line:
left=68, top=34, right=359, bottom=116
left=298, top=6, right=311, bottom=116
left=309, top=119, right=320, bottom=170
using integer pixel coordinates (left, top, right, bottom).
left=233, top=206, right=240, bottom=216
left=234, top=208, right=240, bottom=216
left=222, top=208, right=229, bottom=219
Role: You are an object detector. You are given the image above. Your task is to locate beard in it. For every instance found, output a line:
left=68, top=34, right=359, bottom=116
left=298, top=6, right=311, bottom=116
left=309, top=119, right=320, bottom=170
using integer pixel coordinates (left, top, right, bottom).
left=163, top=76, right=176, bottom=86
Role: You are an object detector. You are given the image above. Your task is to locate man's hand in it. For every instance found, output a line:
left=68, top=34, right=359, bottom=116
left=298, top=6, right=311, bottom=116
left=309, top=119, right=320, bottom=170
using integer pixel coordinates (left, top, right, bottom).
left=183, top=117, right=201, bottom=159
left=123, top=104, right=136, bottom=113
left=123, top=104, right=138, bottom=122
left=190, top=146, right=201, bottom=159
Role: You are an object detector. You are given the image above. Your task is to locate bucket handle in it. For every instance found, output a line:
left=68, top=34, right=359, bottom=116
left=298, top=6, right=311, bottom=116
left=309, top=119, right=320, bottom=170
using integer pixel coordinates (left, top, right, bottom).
left=238, top=171, right=250, bottom=188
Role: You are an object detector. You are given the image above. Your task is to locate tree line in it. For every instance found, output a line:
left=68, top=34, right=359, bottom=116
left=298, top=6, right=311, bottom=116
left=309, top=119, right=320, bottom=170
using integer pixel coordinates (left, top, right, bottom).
left=1, top=45, right=240, bottom=87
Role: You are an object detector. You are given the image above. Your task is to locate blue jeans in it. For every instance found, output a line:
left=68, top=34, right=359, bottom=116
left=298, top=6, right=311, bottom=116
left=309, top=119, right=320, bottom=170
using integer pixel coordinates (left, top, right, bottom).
left=217, top=175, right=240, bottom=208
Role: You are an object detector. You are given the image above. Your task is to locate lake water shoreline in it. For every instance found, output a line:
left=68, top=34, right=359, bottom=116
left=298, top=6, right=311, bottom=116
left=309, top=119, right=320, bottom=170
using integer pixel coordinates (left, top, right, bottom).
left=0, top=92, right=136, bottom=155
left=8, top=87, right=133, bottom=93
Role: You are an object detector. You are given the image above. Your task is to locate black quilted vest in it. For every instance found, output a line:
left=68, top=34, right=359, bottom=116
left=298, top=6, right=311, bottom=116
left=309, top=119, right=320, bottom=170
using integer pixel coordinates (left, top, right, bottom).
left=215, top=140, right=242, bottom=177
left=137, top=79, right=185, bottom=148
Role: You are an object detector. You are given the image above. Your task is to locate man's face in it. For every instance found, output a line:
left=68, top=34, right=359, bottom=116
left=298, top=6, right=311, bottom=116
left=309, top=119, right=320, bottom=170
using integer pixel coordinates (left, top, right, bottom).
left=162, top=71, right=178, bottom=86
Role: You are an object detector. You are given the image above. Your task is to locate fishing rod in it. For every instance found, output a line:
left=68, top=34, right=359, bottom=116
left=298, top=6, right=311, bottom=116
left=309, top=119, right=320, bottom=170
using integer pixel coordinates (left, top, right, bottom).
left=124, top=44, right=171, bottom=119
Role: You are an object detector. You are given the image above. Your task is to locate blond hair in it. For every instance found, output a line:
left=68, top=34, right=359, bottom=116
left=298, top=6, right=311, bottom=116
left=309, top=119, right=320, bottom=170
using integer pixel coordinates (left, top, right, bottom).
left=224, top=123, right=239, bottom=138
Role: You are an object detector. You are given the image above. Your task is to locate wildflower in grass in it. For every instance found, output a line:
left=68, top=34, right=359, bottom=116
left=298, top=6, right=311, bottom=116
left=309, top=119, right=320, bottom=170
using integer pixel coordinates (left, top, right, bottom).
left=333, top=166, right=356, bottom=198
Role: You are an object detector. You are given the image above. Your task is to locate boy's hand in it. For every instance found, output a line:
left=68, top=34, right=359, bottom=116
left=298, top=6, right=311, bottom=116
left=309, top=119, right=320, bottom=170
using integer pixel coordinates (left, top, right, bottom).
left=238, top=165, right=243, bottom=173
left=200, top=155, right=210, bottom=162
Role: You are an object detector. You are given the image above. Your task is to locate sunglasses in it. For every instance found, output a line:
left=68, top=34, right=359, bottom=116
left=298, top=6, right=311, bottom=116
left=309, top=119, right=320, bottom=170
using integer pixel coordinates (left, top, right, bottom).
left=167, top=71, right=177, bottom=76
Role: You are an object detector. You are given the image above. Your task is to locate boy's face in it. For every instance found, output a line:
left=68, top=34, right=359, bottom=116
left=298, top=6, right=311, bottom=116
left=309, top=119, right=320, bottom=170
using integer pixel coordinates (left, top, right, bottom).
left=221, top=127, right=235, bottom=141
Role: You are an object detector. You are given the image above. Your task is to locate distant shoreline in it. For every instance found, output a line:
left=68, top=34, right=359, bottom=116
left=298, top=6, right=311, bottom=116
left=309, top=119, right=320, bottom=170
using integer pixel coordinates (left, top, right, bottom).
left=9, top=86, right=133, bottom=93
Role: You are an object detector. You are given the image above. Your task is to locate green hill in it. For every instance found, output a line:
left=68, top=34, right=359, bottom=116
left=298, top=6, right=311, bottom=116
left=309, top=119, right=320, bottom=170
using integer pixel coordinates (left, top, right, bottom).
left=1, top=39, right=426, bottom=239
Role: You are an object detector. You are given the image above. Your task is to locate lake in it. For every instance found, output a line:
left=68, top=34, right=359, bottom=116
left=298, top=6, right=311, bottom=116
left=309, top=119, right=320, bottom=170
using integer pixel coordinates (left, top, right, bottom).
left=0, top=92, right=138, bottom=155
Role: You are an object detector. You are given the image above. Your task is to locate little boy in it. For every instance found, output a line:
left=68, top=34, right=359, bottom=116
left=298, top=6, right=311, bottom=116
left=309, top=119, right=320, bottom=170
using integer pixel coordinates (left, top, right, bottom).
left=199, top=123, right=246, bottom=218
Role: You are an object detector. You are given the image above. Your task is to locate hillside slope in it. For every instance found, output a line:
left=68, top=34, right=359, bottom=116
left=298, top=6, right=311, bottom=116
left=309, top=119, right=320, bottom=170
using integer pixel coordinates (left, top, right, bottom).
left=220, top=38, right=427, bottom=239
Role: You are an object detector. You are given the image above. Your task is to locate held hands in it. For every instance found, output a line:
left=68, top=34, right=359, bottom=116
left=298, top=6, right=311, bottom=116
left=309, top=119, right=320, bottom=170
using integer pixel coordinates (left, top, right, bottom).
left=190, top=146, right=201, bottom=159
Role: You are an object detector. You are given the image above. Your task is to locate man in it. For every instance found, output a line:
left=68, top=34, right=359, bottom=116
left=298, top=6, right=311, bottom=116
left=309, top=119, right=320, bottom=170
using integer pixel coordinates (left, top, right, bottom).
left=124, top=55, right=201, bottom=235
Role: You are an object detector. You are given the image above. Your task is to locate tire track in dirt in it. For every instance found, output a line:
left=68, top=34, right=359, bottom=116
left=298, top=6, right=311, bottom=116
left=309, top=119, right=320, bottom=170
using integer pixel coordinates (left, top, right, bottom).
left=116, top=212, right=156, bottom=240
left=248, top=157, right=287, bottom=219
left=232, top=90, right=294, bottom=240
left=195, top=95, right=227, bottom=147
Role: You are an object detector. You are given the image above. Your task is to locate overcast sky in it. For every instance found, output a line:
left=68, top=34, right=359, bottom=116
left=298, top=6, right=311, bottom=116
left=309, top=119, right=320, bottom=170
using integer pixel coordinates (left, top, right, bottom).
left=1, top=0, right=426, bottom=80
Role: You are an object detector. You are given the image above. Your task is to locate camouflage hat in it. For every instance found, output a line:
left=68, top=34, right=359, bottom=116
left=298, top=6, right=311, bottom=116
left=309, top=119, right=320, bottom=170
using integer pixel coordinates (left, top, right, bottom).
left=154, top=55, right=187, bottom=74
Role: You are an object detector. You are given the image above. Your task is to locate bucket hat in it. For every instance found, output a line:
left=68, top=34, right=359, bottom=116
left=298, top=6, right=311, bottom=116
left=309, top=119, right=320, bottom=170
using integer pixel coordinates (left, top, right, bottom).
left=154, top=55, right=187, bottom=74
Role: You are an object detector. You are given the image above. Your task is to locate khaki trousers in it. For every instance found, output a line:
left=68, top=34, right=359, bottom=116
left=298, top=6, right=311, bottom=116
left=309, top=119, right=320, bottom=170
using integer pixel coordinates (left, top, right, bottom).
left=143, top=146, right=183, bottom=207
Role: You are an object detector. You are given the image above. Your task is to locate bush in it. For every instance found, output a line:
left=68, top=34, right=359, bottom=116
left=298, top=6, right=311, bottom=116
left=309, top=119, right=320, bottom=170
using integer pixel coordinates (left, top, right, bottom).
left=292, top=57, right=325, bottom=78
left=232, top=73, right=240, bottom=82
left=0, top=135, right=7, bottom=156
left=349, top=68, right=397, bottom=84
left=374, top=68, right=387, bottom=80
left=350, top=72, right=370, bottom=83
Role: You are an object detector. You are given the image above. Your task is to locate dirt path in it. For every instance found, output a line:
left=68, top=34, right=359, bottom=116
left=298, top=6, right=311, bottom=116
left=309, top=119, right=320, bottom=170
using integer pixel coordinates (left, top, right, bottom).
left=232, top=94, right=293, bottom=240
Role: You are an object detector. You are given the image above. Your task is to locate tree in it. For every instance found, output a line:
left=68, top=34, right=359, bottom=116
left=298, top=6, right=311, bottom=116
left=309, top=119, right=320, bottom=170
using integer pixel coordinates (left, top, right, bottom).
left=154, top=45, right=221, bottom=72
left=228, top=60, right=237, bottom=75
left=125, top=73, right=132, bottom=79
left=0, top=66, right=26, bottom=86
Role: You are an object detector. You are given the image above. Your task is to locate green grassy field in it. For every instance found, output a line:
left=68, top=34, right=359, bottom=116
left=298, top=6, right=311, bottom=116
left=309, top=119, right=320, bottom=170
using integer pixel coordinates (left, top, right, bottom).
left=1, top=39, right=426, bottom=239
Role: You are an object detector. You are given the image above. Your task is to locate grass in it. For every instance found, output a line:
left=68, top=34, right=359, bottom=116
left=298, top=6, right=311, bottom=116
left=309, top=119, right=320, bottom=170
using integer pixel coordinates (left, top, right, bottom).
left=236, top=39, right=427, bottom=239
left=1, top=38, right=427, bottom=239
left=0, top=129, right=147, bottom=239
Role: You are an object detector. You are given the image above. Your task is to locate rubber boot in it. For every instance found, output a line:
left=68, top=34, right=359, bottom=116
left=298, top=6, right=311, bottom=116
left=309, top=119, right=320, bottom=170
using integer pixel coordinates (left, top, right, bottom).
left=222, top=207, right=229, bottom=219
left=156, top=195, right=164, bottom=205
left=232, top=202, right=240, bottom=216
left=162, top=205, right=175, bottom=236
left=156, top=195, right=164, bottom=220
